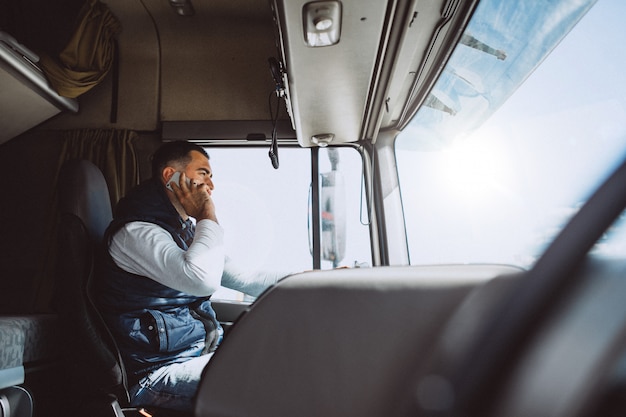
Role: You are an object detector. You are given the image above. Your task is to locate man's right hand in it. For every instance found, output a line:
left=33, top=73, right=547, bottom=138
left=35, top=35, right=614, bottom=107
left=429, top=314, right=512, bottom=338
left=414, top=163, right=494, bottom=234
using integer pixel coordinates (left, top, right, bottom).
left=171, top=172, right=218, bottom=222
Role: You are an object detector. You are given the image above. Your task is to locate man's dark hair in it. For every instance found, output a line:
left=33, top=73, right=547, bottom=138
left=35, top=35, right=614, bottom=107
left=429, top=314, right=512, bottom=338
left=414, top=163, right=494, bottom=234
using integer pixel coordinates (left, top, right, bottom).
left=151, top=141, right=210, bottom=177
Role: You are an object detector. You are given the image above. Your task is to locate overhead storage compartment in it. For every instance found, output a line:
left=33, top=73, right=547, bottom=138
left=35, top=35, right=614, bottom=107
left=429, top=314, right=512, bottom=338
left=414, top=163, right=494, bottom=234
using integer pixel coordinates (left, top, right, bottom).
left=0, top=32, right=78, bottom=144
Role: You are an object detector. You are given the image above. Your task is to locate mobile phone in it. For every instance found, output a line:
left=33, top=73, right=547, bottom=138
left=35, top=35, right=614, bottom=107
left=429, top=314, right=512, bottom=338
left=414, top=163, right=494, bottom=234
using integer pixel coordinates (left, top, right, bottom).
left=166, top=171, right=190, bottom=191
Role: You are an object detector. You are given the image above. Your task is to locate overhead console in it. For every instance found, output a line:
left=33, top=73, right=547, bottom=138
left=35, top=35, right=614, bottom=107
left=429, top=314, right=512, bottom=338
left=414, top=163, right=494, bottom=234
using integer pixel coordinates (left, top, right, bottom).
left=270, top=0, right=388, bottom=147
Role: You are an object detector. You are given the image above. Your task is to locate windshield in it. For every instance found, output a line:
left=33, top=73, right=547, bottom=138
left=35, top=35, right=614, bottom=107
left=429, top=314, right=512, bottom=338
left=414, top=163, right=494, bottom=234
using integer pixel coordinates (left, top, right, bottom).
left=205, top=146, right=372, bottom=300
left=395, top=0, right=626, bottom=268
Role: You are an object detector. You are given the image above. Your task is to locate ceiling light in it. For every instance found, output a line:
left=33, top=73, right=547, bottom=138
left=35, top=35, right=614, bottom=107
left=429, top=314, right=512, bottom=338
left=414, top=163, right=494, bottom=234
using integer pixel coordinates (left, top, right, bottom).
left=311, top=133, right=335, bottom=147
left=315, top=17, right=333, bottom=31
left=303, top=1, right=342, bottom=47
left=169, top=0, right=195, bottom=16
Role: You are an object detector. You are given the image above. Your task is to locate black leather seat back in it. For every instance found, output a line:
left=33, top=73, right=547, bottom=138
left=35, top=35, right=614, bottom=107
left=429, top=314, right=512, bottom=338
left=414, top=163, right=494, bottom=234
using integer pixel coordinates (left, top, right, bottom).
left=55, top=159, right=128, bottom=408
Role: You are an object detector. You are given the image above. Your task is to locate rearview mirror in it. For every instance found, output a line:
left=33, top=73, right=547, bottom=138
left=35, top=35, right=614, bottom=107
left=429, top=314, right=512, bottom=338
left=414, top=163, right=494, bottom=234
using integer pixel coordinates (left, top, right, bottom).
left=321, top=149, right=346, bottom=267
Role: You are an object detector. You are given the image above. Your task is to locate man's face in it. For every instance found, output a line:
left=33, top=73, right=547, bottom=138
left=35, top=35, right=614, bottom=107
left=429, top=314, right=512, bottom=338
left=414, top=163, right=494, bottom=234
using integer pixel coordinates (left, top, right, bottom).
left=183, top=150, right=214, bottom=193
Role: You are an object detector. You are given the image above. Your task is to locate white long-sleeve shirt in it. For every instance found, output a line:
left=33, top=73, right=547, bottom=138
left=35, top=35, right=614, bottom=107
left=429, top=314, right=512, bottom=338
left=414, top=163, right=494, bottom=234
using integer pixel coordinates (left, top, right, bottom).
left=109, top=219, right=289, bottom=297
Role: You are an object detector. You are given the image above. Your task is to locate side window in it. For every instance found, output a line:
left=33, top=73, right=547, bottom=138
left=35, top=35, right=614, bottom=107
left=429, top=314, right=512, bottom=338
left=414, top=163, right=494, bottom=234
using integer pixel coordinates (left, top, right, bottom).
left=206, top=146, right=371, bottom=300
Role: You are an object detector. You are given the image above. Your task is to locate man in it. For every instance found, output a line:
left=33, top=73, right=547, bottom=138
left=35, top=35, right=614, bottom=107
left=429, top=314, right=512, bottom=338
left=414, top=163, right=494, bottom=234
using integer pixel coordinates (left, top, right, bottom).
left=96, top=141, right=290, bottom=411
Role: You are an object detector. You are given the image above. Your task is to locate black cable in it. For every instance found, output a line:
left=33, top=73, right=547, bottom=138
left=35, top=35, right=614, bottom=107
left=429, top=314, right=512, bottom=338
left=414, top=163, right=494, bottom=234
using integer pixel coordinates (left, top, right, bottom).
left=268, top=89, right=281, bottom=169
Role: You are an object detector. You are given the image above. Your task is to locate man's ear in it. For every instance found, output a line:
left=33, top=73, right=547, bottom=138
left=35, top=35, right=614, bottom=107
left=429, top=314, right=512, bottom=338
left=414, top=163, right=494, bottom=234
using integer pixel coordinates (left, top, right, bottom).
left=162, top=166, right=177, bottom=183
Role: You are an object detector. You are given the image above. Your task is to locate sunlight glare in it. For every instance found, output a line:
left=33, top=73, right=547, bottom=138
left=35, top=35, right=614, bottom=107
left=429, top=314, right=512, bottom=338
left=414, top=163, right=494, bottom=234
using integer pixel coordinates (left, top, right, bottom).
left=441, top=129, right=511, bottom=205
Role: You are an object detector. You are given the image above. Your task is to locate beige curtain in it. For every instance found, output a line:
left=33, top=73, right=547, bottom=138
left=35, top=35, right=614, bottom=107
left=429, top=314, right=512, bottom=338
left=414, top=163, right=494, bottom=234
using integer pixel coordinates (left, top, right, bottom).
left=57, top=129, right=140, bottom=204
left=39, top=0, right=121, bottom=98
left=34, top=129, right=139, bottom=312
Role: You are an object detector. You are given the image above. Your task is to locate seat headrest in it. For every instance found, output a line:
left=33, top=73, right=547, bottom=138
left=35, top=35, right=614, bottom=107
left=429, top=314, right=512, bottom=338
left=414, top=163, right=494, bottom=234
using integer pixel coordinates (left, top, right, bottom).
left=58, top=159, right=113, bottom=243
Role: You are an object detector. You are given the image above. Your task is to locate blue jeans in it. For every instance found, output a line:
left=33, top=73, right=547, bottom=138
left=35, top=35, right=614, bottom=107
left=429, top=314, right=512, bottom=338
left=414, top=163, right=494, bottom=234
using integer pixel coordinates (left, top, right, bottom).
left=129, top=353, right=213, bottom=411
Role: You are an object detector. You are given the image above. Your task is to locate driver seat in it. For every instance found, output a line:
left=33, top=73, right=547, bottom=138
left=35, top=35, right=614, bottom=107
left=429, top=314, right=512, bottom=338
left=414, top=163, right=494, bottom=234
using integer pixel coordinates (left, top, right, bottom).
left=55, top=159, right=189, bottom=417
left=55, top=159, right=129, bottom=416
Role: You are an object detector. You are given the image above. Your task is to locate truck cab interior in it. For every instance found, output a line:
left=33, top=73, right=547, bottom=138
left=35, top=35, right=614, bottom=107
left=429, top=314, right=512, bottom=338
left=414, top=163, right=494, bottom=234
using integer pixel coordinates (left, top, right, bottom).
left=1, top=0, right=626, bottom=416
